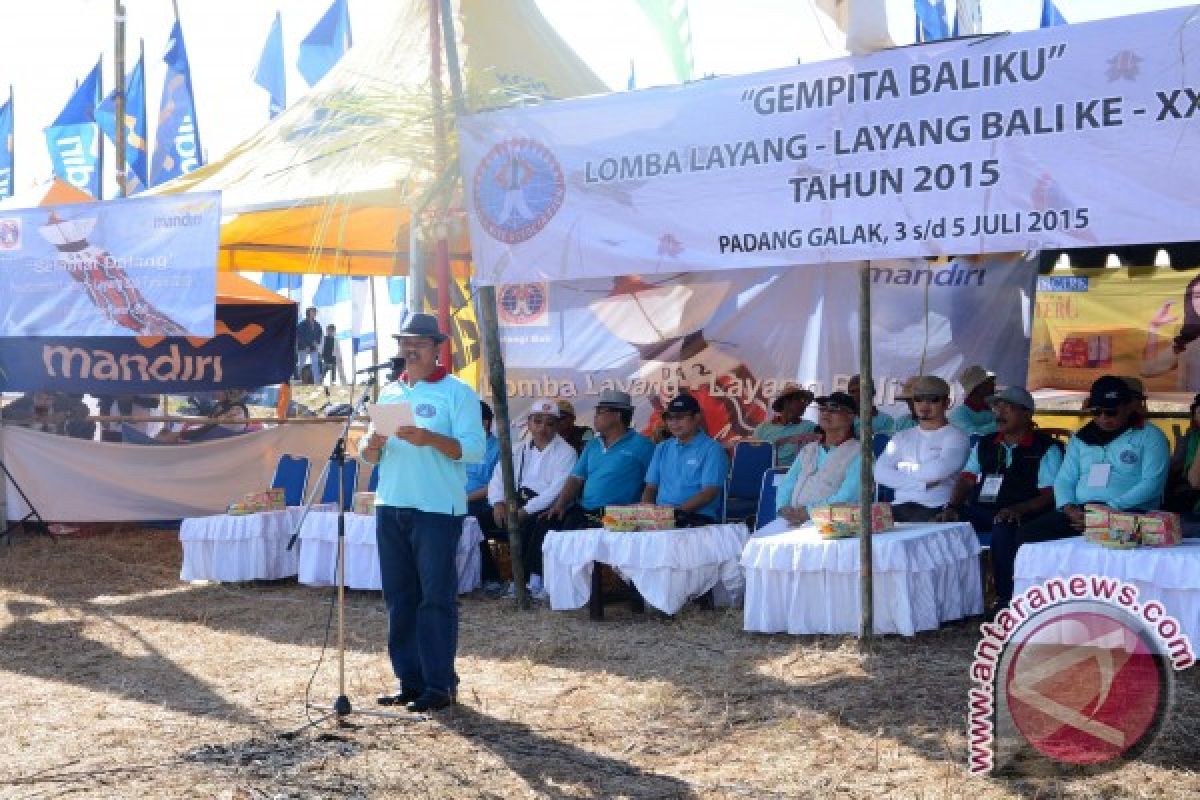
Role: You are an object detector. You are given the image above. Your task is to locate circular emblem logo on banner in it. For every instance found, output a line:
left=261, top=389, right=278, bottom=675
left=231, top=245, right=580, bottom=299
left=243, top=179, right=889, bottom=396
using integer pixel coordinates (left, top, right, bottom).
left=497, top=283, right=548, bottom=325
left=473, top=138, right=565, bottom=244
left=995, top=601, right=1172, bottom=770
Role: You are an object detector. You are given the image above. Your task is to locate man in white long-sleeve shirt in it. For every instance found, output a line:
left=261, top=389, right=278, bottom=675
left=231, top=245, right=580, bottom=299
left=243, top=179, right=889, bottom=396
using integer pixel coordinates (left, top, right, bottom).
left=486, top=399, right=578, bottom=598
left=874, top=375, right=971, bottom=522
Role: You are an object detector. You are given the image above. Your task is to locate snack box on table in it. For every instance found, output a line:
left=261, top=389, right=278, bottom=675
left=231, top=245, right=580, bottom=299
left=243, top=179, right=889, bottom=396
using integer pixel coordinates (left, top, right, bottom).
left=809, top=503, right=894, bottom=539
left=1083, top=504, right=1180, bottom=548
left=226, top=488, right=286, bottom=515
left=602, top=504, right=677, bottom=532
left=352, top=491, right=376, bottom=516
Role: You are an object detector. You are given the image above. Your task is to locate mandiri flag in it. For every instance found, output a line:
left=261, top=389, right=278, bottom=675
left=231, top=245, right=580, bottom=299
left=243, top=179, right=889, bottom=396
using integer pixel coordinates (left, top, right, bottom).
left=150, top=20, right=204, bottom=186
left=0, top=87, right=12, bottom=199
left=96, top=45, right=149, bottom=193
left=253, top=11, right=287, bottom=118
left=44, top=60, right=103, bottom=199
left=1040, top=0, right=1068, bottom=28
left=914, top=0, right=950, bottom=42
left=297, top=0, right=352, bottom=87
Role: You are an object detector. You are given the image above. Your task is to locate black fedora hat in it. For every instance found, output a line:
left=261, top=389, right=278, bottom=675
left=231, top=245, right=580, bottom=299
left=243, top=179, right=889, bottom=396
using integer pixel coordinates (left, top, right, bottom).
left=393, top=312, right=448, bottom=344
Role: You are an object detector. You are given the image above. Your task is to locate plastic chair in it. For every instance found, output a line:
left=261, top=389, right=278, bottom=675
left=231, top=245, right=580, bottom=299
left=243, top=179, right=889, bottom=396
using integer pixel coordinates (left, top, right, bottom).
left=754, top=466, right=789, bottom=530
left=367, top=464, right=381, bottom=492
left=724, top=440, right=774, bottom=523
left=271, top=455, right=310, bottom=507
left=320, top=460, right=360, bottom=511
left=871, top=432, right=890, bottom=459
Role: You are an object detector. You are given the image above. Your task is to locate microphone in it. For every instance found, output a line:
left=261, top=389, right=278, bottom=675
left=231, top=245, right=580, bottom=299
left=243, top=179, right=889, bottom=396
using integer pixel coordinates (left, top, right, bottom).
left=356, top=356, right=405, bottom=375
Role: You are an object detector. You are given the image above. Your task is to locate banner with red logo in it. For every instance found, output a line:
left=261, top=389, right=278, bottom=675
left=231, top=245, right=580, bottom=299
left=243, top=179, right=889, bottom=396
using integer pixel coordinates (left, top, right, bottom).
left=491, top=255, right=1035, bottom=444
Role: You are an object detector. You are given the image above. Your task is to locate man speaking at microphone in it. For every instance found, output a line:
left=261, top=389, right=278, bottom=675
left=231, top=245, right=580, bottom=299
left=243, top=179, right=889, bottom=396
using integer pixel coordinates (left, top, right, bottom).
left=358, top=313, right=485, bottom=712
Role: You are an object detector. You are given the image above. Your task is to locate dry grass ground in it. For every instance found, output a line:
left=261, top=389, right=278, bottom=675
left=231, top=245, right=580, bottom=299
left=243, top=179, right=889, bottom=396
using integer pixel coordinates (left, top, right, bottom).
left=0, top=528, right=1196, bottom=799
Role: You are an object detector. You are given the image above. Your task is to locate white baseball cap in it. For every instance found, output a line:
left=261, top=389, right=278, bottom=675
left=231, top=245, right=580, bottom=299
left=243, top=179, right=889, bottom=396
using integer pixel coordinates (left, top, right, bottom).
left=528, top=400, right=560, bottom=418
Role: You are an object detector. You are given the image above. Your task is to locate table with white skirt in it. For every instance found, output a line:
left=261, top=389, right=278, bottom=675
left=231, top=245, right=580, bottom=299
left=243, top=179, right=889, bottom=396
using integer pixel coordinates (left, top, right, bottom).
left=296, top=512, right=483, bottom=594
left=1014, top=537, right=1200, bottom=641
left=541, top=523, right=750, bottom=615
left=179, top=505, right=335, bottom=582
left=741, top=521, right=983, bottom=636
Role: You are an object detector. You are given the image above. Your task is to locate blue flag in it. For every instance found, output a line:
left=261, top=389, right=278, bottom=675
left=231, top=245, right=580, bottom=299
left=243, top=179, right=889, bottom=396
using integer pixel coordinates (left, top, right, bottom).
left=259, top=272, right=302, bottom=296
left=313, top=275, right=351, bottom=306
left=44, top=60, right=103, bottom=199
left=95, top=47, right=149, bottom=194
left=0, top=88, right=12, bottom=199
left=297, top=0, right=352, bottom=87
left=914, top=0, right=950, bottom=42
left=1040, top=0, right=1068, bottom=28
left=150, top=20, right=204, bottom=186
left=254, top=11, right=287, bottom=118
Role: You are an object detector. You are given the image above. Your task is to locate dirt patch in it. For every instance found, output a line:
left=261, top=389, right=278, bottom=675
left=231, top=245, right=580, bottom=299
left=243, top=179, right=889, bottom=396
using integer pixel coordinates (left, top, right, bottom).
left=0, top=528, right=1196, bottom=798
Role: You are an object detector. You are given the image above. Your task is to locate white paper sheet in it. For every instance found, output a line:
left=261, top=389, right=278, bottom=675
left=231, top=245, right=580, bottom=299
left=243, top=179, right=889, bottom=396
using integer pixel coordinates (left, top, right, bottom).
left=367, top=402, right=415, bottom=435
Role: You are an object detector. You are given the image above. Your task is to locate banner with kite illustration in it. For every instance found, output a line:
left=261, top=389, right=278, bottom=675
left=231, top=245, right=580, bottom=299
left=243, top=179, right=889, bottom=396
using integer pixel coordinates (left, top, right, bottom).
left=0, top=191, right=219, bottom=337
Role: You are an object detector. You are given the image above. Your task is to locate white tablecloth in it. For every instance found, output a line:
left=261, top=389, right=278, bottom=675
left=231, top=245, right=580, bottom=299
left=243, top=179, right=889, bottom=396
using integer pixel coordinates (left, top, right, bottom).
left=1015, top=537, right=1200, bottom=641
left=296, top=512, right=483, bottom=594
left=541, top=524, right=750, bottom=615
left=741, top=522, right=983, bottom=636
left=179, top=505, right=335, bottom=582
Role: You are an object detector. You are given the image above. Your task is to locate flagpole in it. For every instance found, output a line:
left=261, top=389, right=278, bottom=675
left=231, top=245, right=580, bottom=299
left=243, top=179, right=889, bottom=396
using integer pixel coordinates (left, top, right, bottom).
left=114, top=0, right=127, bottom=198
left=428, top=0, right=453, bottom=373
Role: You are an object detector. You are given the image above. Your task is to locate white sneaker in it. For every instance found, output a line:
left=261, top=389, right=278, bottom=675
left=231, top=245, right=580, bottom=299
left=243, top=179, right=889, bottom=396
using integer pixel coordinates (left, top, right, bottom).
left=530, top=586, right=549, bottom=603
left=502, top=582, right=516, bottom=599
left=528, top=574, right=544, bottom=593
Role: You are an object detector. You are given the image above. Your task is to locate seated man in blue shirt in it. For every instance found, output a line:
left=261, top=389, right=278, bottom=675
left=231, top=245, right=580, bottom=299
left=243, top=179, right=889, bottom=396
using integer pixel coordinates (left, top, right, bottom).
left=769, top=391, right=862, bottom=530
left=935, top=386, right=1063, bottom=550
left=641, top=393, right=729, bottom=526
left=948, top=365, right=998, bottom=436
left=990, top=375, right=1170, bottom=610
left=466, top=401, right=503, bottom=585
left=546, top=389, right=655, bottom=529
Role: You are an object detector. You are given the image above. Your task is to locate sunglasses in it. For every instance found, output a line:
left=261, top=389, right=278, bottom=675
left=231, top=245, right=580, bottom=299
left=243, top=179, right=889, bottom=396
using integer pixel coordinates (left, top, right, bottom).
left=912, top=394, right=947, bottom=403
left=1090, top=408, right=1122, bottom=418
left=817, top=404, right=851, bottom=413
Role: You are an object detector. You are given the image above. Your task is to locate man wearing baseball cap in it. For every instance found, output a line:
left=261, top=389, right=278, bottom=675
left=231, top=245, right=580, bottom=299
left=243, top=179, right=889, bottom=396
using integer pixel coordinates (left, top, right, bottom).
left=360, top=312, right=485, bottom=712
left=948, top=365, right=998, bottom=436
left=465, top=401, right=501, bottom=531
left=769, top=391, right=862, bottom=530
left=485, top=400, right=578, bottom=599
left=547, top=389, right=655, bottom=529
left=989, top=375, right=1169, bottom=610
left=753, top=383, right=818, bottom=468
left=642, top=393, right=729, bottom=525
left=874, top=375, right=971, bottom=522
left=935, top=388, right=1064, bottom=605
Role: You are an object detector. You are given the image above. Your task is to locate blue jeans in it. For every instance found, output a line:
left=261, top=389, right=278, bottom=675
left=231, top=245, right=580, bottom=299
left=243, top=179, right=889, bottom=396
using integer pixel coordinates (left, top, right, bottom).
left=375, top=505, right=463, bottom=698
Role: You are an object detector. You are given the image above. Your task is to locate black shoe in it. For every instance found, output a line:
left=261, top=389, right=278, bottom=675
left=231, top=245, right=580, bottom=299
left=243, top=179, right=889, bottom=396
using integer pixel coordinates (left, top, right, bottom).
left=406, top=692, right=453, bottom=712
left=377, top=688, right=422, bottom=706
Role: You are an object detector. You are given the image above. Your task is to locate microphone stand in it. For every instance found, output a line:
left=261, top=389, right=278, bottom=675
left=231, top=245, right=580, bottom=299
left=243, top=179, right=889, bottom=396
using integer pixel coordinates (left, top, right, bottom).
left=286, top=373, right=419, bottom=729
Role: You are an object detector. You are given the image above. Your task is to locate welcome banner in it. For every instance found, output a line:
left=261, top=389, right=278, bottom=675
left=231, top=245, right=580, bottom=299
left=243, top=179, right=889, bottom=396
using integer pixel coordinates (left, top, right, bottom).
left=460, top=8, right=1200, bottom=285
left=492, top=255, right=1035, bottom=443
left=0, top=192, right=220, bottom=337
left=1030, top=268, right=1200, bottom=395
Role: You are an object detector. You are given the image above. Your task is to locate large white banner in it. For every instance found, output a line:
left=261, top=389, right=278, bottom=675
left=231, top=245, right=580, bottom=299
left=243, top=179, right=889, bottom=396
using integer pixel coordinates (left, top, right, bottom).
left=460, top=8, right=1200, bottom=286
left=492, top=255, right=1035, bottom=445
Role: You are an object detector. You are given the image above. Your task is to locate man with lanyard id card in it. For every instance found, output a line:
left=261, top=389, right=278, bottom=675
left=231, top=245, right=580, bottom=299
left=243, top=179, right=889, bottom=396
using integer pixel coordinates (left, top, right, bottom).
left=935, top=388, right=1063, bottom=609
left=987, top=376, right=1169, bottom=612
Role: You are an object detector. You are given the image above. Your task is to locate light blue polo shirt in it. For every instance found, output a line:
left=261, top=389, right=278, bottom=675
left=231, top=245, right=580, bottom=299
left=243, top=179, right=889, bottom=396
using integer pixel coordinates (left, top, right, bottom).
left=775, top=444, right=862, bottom=513
left=368, top=375, right=486, bottom=515
left=853, top=411, right=895, bottom=436
left=892, top=413, right=917, bottom=433
left=1054, top=424, right=1170, bottom=510
left=949, top=404, right=998, bottom=436
left=646, top=431, right=729, bottom=520
left=465, top=433, right=499, bottom=494
left=571, top=428, right=655, bottom=510
left=753, top=420, right=817, bottom=467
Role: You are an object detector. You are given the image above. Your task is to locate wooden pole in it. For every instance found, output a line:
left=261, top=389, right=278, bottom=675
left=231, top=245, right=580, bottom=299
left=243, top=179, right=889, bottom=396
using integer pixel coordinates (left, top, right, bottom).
left=428, top=0, right=453, bottom=371
left=114, top=1, right=127, bottom=197
left=859, top=263, right=875, bottom=646
left=436, top=0, right=529, bottom=609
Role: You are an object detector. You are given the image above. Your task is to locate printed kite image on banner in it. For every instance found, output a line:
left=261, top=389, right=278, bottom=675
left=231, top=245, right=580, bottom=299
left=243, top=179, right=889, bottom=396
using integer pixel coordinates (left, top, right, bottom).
left=0, top=192, right=220, bottom=337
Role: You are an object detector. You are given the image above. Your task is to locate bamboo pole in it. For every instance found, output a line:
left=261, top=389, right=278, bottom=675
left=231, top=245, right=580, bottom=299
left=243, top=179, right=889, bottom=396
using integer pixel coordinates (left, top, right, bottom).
left=859, top=263, right=875, bottom=646
left=436, top=0, right=530, bottom=609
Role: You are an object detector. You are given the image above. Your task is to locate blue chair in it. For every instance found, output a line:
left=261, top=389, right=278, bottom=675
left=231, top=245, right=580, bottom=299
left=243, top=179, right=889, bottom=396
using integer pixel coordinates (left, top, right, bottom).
left=755, top=466, right=789, bottom=530
left=367, top=464, right=381, bottom=492
left=724, top=440, right=774, bottom=523
left=871, top=432, right=890, bottom=459
left=320, top=460, right=360, bottom=511
left=271, top=455, right=310, bottom=507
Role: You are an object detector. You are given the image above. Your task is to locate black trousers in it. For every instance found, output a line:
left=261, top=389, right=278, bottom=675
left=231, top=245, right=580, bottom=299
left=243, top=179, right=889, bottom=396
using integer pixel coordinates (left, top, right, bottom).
left=891, top=502, right=941, bottom=523
left=990, top=510, right=1078, bottom=608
